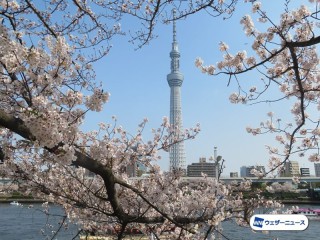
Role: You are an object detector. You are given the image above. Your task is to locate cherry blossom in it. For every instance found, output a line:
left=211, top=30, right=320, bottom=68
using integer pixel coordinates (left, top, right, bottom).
left=196, top=0, right=320, bottom=180
left=0, top=1, right=287, bottom=239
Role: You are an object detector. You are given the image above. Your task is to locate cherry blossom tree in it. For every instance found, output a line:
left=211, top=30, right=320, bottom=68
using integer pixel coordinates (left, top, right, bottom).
left=197, top=0, right=320, bottom=177
left=0, top=1, right=286, bottom=239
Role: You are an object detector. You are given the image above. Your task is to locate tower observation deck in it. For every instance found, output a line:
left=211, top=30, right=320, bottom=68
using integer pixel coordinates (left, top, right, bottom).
left=167, top=9, right=186, bottom=172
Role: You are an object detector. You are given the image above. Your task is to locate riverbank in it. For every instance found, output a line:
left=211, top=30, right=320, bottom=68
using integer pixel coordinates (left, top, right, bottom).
left=281, top=199, right=320, bottom=205
left=1, top=198, right=320, bottom=205
left=0, top=198, right=44, bottom=203
left=0, top=191, right=45, bottom=203
left=79, top=235, right=172, bottom=240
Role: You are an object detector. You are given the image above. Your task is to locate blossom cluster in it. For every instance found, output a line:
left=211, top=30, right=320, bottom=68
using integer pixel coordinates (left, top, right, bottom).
left=0, top=1, right=290, bottom=238
left=266, top=182, right=295, bottom=193
left=196, top=1, right=320, bottom=176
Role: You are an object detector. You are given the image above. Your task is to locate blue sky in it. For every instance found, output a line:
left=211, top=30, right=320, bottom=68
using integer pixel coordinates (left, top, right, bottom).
left=85, top=1, right=317, bottom=176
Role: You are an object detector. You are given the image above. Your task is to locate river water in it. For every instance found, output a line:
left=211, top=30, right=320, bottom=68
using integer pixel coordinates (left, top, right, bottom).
left=0, top=203, right=80, bottom=240
left=1, top=203, right=320, bottom=239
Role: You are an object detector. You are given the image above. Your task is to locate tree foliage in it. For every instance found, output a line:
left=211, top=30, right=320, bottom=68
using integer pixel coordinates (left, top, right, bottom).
left=197, top=0, right=320, bottom=176
left=1, top=0, right=316, bottom=239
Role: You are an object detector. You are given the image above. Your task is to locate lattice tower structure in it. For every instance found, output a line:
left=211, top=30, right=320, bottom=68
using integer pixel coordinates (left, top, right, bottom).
left=167, top=9, right=186, bottom=172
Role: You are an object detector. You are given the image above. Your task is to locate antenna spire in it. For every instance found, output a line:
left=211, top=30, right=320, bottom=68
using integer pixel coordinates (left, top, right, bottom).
left=169, top=8, right=180, bottom=73
left=173, top=8, right=177, bottom=42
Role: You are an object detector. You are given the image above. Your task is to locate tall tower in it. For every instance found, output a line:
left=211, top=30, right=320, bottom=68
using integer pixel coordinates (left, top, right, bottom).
left=167, top=9, right=186, bottom=172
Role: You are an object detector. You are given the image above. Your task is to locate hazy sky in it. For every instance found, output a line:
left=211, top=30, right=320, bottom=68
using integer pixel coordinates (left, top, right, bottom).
left=83, top=1, right=317, bottom=176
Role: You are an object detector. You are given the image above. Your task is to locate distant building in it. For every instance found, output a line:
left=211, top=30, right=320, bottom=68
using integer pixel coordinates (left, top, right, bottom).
left=187, top=157, right=219, bottom=178
left=280, top=161, right=300, bottom=177
left=136, top=162, right=147, bottom=177
left=230, top=172, right=238, bottom=178
left=240, top=165, right=265, bottom=177
left=315, top=163, right=320, bottom=177
left=126, top=162, right=136, bottom=177
left=300, top=168, right=310, bottom=177
left=126, top=162, right=147, bottom=177
left=240, top=166, right=247, bottom=177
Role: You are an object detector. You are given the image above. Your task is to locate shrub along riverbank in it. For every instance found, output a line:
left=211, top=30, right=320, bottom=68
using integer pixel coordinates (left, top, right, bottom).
left=0, top=191, right=44, bottom=203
